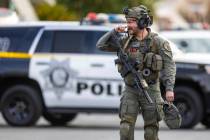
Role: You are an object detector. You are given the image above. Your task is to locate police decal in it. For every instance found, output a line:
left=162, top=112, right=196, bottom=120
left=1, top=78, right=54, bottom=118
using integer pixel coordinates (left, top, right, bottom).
left=41, top=58, right=78, bottom=99
left=0, top=37, right=10, bottom=51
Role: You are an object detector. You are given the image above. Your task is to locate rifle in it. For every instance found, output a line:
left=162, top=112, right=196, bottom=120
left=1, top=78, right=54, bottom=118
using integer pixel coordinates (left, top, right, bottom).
left=111, top=31, right=153, bottom=104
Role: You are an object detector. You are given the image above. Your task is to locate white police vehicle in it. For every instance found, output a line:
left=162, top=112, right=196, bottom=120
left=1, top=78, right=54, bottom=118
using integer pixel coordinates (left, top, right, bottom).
left=0, top=22, right=210, bottom=128
left=160, top=30, right=210, bottom=54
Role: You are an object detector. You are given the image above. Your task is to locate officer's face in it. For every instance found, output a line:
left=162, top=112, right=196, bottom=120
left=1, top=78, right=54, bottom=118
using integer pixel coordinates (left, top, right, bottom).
left=126, top=18, right=138, bottom=35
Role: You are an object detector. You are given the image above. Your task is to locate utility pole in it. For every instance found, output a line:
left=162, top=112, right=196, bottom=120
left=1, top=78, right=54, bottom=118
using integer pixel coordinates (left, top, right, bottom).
left=12, top=0, right=38, bottom=21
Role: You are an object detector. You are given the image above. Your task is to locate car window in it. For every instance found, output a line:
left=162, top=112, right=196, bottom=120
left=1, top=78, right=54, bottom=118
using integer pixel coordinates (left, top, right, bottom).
left=36, top=31, right=54, bottom=53
left=0, top=27, right=41, bottom=52
left=170, top=38, right=210, bottom=53
left=52, top=30, right=111, bottom=54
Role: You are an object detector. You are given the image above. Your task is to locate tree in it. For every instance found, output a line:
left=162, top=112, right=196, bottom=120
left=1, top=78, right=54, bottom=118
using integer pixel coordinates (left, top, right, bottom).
left=57, top=0, right=155, bottom=20
left=0, top=0, right=10, bottom=8
left=34, top=3, right=77, bottom=21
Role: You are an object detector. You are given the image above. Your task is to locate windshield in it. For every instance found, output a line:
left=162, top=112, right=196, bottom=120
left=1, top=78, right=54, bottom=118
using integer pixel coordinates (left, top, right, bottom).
left=170, top=38, right=210, bottom=53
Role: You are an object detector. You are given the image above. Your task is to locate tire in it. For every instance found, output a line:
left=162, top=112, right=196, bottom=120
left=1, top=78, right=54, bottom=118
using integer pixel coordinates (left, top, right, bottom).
left=174, top=86, right=203, bottom=128
left=201, top=114, right=210, bottom=128
left=0, top=85, right=42, bottom=126
left=43, top=113, right=77, bottom=126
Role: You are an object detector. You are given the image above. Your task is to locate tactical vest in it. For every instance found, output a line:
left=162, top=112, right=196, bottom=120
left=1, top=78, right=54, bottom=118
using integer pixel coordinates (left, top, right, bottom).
left=117, top=33, right=163, bottom=87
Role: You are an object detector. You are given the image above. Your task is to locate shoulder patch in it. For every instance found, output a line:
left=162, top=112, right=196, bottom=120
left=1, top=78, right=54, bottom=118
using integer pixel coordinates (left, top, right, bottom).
left=163, top=42, right=171, bottom=51
left=162, top=41, right=172, bottom=58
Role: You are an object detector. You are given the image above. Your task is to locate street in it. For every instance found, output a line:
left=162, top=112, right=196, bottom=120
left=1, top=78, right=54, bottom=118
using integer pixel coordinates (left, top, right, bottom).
left=0, top=113, right=209, bottom=140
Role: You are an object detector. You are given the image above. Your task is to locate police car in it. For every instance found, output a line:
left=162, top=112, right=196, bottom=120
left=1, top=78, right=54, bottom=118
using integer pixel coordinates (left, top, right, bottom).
left=0, top=22, right=210, bottom=128
left=160, top=30, right=210, bottom=54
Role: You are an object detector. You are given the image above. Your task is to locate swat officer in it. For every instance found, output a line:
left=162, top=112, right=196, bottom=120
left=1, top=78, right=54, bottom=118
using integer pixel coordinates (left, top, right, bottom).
left=96, top=5, right=176, bottom=140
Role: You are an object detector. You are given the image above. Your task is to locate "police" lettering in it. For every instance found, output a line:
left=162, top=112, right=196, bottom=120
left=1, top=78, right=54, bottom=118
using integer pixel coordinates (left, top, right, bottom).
left=77, top=82, right=122, bottom=96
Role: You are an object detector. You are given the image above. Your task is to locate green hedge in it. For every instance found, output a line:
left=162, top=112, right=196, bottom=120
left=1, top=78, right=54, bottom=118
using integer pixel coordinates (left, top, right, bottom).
left=35, top=3, right=78, bottom=21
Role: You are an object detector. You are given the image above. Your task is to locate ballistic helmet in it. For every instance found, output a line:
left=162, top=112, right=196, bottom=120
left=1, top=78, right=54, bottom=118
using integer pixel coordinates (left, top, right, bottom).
left=123, top=5, right=153, bottom=29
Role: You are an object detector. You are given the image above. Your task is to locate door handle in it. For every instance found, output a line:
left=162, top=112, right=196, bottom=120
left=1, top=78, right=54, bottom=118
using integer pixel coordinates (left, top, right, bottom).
left=36, top=62, right=49, bottom=65
left=90, top=63, right=104, bottom=67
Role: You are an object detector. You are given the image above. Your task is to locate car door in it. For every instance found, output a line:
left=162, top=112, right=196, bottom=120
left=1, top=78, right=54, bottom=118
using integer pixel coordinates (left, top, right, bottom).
left=29, top=28, right=123, bottom=109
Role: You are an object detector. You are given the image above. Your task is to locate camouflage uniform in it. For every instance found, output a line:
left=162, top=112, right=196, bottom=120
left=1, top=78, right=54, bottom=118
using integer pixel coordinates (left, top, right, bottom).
left=96, top=5, right=176, bottom=140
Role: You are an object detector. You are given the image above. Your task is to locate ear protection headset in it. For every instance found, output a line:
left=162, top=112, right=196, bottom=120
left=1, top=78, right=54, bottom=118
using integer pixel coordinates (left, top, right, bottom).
left=137, top=12, right=153, bottom=29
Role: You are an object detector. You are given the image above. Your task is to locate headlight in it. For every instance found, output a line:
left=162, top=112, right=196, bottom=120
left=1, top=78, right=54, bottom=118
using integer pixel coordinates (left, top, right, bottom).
left=205, top=65, right=210, bottom=74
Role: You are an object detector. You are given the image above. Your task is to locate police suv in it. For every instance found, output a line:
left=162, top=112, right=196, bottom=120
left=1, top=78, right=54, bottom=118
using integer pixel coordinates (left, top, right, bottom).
left=160, top=30, right=210, bottom=54
left=0, top=22, right=210, bottom=128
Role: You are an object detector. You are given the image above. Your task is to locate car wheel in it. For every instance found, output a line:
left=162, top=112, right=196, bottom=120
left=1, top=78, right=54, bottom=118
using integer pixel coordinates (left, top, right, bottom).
left=43, top=113, right=77, bottom=126
left=174, top=86, right=203, bottom=128
left=1, top=85, right=42, bottom=126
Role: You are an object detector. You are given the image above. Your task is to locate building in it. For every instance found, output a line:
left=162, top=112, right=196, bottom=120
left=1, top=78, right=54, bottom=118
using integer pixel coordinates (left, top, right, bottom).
left=156, top=0, right=209, bottom=30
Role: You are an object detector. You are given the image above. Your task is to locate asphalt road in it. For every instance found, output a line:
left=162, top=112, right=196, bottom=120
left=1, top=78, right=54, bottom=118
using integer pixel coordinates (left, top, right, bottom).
left=0, top=114, right=209, bottom=140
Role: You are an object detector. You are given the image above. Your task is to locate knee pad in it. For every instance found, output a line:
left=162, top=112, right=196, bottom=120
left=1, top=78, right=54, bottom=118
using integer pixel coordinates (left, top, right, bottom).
left=120, top=122, right=131, bottom=137
left=144, top=127, right=158, bottom=140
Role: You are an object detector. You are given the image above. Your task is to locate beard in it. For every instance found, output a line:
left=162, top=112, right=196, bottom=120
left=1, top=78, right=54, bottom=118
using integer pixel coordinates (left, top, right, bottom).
left=128, top=28, right=138, bottom=36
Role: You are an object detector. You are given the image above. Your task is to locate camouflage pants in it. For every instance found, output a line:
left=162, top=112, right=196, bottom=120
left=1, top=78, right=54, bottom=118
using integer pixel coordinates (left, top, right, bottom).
left=119, top=83, right=164, bottom=140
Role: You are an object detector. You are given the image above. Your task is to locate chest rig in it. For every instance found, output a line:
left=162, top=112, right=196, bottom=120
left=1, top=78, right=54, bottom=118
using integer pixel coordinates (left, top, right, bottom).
left=122, top=33, right=163, bottom=85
